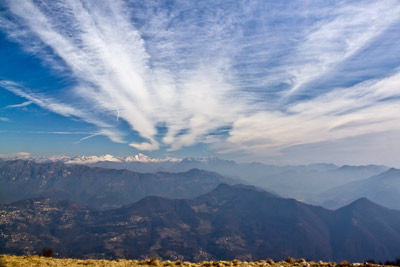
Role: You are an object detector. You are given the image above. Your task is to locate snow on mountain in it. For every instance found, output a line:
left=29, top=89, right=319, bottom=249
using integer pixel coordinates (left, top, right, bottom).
left=63, top=154, right=183, bottom=164
left=36, top=155, right=71, bottom=163
left=65, top=154, right=122, bottom=164
left=1, top=153, right=233, bottom=165
left=0, top=153, right=183, bottom=164
left=181, top=156, right=232, bottom=163
left=124, top=153, right=181, bottom=163
left=1, top=153, right=237, bottom=166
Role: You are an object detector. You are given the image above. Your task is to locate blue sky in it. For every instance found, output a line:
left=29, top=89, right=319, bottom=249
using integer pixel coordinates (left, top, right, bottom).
left=1, top=0, right=400, bottom=166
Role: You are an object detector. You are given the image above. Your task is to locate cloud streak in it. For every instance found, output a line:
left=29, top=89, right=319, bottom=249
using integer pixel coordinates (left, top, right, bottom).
left=281, top=1, right=400, bottom=100
left=0, top=130, right=94, bottom=135
left=4, top=101, right=32, bottom=109
left=222, top=70, right=400, bottom=157
left=0, top=80, right=125, bottom=143
left=1, top=0, right=244, bottom=151
left=1, top=0, right=400, bottom=164
left=0, top=117, right=10, bottom=122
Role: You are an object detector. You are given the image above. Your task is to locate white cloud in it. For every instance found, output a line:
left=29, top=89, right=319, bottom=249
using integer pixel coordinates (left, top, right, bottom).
left=4, top=101, right=32, bottom=109
left=129, top=141, right=159, bottom=151
left=0, top=130, right=94, bottom=135
left=1, top=0, right=243, bottom=151
left=223, top=71, right=400, bottom=156
left=1, top=0, right=400, bottom=164
left=0, top=80, right=125, bottom=143
left=0, top=117, right=10, bottom=122
left=280, top=0, right=400, bottom=100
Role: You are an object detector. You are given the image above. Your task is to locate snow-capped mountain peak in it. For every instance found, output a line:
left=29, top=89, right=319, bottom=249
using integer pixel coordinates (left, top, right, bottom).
left=65, top=154, right=123, bottom=164
left=125, top=153, right=152, bottom=162
left=0, top=153, right=182, bottom=164
left=124, top=153, right=182, bottom=163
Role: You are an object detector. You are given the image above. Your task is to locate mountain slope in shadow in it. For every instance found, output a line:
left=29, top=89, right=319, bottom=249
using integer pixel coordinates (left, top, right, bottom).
left=1, top=184, right=400, bottom=262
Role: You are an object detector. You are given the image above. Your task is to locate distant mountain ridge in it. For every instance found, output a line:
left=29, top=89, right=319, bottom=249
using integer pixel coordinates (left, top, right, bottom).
left=0, top=160, right=238, bottom=209
left=0, top=155, right=393, bottom=209
left=312, top=168, right=400, bottom=210
left=1, top=184, right=400, bottom=262
left=0, top=153, right=182, bottom=164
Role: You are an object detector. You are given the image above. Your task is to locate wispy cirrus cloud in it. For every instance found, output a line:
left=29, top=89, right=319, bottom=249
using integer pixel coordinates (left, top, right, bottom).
left=1, top=0, right=244, bottom=151
left=0, top=117, right=10, bottom=122
left=280, top=1, right=400, bottom=101
left=0, top=130, right=94, bottom=135
left=0, top=80, right=125, bottom=143
left=4, top=101, right=32, bottom=109
left=221, top=70, right=400, bottom=158
left=1, top=0, right=400, bottom=164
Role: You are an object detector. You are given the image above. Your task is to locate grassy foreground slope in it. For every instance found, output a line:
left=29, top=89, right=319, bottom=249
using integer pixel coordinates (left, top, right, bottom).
left=0, top=255, right=394, bottom=267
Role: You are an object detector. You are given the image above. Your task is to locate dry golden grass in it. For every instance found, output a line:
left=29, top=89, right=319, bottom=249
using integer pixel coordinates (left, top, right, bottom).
left=0, top=255, right=393, bottom=267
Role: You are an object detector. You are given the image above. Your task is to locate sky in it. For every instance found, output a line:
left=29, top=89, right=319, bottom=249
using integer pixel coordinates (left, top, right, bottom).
left=1, top=0, right=400, bottom=167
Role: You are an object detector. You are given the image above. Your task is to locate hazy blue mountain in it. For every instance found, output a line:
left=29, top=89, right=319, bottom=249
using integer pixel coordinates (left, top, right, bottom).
left=90, top=156, right=286, bottom=181
left=241, top=164, right=388, bottom=202
left=312, top=168, right=400, bottom=210
left=89, top=160, right=176, bottom=173
left=88, top=156, right=389, bottom=203
left=1, top=184, right=400, bottom=262
left=3, top=157, right=392, bottom=209
left=0, top=160, right=238, bottom=209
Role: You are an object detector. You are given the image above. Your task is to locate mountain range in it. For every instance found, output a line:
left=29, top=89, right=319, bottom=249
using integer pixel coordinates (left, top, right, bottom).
left=88, top=157, right=396, bottom=210
left=312, top=168, right=400, bottom=210
left=0, top=160, right=238, bottom=210
left=1, top=155, right=395, bottom=210
left=1, top=184, right=400, bottom=262
left=0, top=153, right=181, bottom=164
